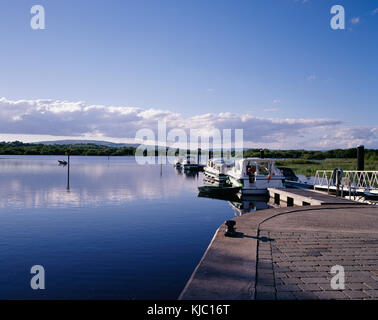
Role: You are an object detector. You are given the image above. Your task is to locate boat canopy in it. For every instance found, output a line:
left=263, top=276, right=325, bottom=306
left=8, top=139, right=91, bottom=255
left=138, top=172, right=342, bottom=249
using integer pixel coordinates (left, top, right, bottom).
left=207, top=158, right=233, bottom=167
left=233, top=158, right=280, bottom=176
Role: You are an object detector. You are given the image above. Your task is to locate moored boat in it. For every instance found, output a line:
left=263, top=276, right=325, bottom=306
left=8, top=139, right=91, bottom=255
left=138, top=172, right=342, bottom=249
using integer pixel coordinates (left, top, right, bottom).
left=198, top=185, right=241, bottom=196
left=227, top=158, right=285, bottom=195
left=58, top=160, right=68, bottom=166
left=277, top=166, right=313, bottom=189
left=277, top=167, right=298, bottom=182
left=203, top=158, right=234, bottom=182
left=174, top=156, right=204, bottom=171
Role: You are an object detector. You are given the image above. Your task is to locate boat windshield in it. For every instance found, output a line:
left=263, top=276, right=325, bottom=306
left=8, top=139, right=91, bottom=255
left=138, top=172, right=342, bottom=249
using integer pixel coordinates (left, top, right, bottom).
left=241, top=160, right=274, bottom=176
left=257, top=162, right=270, bottom=175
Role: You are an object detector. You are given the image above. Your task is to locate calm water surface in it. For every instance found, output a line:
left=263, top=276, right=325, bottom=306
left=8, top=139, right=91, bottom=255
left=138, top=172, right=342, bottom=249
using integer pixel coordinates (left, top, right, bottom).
left=0, top=155, right=271, bottom=299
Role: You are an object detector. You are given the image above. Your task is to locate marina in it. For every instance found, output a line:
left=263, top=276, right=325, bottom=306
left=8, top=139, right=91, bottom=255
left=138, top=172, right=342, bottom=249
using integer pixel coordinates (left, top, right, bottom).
left=0, top=151, right=376, bottom=300
left=179, top=146, right=378, bottom=300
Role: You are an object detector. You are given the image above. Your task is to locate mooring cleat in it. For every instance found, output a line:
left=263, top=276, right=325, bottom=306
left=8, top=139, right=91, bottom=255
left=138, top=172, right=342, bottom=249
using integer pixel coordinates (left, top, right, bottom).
left=224, top=220, right=236, bottom=237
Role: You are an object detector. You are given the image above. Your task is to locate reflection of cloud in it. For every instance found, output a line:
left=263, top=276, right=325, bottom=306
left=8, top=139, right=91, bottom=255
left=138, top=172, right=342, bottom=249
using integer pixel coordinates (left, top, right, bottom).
left=0, top=97, right=377, bottom=148
left=350, top=17, right=360, bottom=24
left=0, top=158, right=193, bottom=209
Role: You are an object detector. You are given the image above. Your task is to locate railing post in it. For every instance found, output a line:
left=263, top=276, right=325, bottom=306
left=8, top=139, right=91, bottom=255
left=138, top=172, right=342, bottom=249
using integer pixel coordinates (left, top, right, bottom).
left=347, top=178, right=351, bottom=200
left=327, top=171, right=330, bottom=194
left=336, top=170, right=339, bottom=197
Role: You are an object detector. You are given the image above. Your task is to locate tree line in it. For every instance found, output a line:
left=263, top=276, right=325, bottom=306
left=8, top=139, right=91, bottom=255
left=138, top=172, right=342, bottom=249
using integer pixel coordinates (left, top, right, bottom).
left=0, top=142, right=377, bottom=160
left=0, top=142, right=136, bottom=156
left=243, top=148, right=378, bottom=161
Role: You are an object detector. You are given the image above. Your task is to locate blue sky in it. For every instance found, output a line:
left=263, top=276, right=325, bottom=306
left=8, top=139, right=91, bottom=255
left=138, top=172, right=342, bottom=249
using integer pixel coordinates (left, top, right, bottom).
left=0, top=0, right=377, bottom=148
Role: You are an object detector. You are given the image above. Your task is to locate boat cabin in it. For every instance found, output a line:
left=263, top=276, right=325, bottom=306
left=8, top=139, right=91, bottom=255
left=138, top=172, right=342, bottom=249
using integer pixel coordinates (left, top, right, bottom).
left=227, top=158, right=284, bottom=194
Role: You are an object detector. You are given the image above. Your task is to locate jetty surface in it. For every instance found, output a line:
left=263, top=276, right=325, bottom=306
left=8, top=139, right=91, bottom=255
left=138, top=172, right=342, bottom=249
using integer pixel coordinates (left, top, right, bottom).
left=180, top=203, right=378, bottom=300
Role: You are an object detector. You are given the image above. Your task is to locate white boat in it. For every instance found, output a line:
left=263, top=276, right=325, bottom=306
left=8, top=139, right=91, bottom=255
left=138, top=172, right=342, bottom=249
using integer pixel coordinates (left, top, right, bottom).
left=174, top=156, right=203, bottom=171
left=227, top=158, right=285, bottom=194
left=173, top=157, right=184, bottom=169
left=203, top=158, right=234, bottom=182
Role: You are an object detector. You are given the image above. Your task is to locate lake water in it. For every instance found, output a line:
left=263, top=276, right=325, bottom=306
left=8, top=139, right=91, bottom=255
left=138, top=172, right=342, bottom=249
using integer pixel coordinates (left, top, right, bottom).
left=0, top=155, right=271, bottom=299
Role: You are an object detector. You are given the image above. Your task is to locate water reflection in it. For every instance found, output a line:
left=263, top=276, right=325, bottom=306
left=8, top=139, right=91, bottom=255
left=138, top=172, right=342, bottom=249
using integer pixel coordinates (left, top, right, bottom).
left=228, top=195, right=271, bottom=216
left=0, top=156, right=238, bottom=299
left=0, top=155, right=275, bottom=299
left=198, top=174, right=271, bottom=216
left=0, top=156, right=197, bottom=209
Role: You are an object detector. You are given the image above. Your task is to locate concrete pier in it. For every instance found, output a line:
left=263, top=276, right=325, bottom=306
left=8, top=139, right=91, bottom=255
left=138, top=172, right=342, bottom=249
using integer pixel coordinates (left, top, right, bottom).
left=268, top=188, right=361, bottom=206
left=179, top=204, right=378, bottom=300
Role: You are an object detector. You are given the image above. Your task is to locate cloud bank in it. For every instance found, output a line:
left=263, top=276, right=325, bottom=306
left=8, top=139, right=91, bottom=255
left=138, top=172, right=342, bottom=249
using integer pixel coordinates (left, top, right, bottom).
left=0, top=97, right=376, bottom=149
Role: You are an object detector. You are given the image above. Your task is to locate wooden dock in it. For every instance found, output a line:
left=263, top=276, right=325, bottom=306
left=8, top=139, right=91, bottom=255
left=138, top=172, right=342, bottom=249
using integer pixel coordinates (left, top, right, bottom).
left=268, top=188, right=362, bottom=206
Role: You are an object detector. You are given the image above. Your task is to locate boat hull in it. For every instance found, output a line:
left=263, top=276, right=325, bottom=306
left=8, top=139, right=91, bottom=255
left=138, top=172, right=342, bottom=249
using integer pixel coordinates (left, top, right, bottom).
left=228, top=175, right=284, bottom=195
left=203, top=168, right=229, bottom=182
left=183, top=164, right=204, bottom=171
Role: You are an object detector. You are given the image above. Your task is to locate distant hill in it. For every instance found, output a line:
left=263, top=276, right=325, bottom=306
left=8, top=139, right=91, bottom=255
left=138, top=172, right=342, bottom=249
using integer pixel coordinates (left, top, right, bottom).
left=34, top=140, right=140, bottom=148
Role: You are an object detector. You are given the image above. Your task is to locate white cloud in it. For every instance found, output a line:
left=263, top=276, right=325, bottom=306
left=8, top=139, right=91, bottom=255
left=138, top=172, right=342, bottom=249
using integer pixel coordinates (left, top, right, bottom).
left=318, top=127, right=378, bottom=149
left=372, top=8, right=378, bottom=15
left=350, top=17, right=360, bottom=24
left=0, top=97, right=376, bottom=149
left=272, top=99, right=280, bottom=104
left=307, top=74, right=316, bottom=81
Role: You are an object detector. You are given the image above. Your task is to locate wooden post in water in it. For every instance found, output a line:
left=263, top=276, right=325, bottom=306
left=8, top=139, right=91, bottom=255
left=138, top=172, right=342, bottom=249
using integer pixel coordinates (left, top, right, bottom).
left=66, top=149, right=71, bottom=190
left=160, top=155, right=162, bottom=177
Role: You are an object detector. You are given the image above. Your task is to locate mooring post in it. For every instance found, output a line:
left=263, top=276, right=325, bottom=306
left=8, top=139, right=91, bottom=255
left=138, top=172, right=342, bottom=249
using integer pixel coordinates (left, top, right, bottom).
left=160, top=155, right=162, bottom=177
left=224, top=220, right=236, bottom=237
left=357, top=145, right=364, bottom=171
left=66, top=149, right=71, bottom=190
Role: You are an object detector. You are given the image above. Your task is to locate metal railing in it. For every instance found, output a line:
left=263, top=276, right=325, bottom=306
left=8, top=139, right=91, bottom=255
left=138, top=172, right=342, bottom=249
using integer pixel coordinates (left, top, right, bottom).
left=314, top=170, right=378, bottom=194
